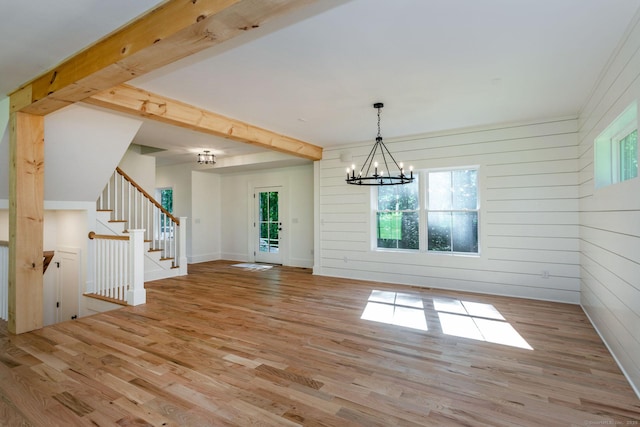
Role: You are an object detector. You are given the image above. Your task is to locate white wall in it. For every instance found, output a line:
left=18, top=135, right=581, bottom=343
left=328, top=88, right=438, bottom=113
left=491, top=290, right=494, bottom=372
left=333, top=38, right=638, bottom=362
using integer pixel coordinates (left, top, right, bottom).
left=316, top=118, right=580, bottom=303
left=0, top=104, right=142, bottom=202
left=156, top=164, right=221, bottom=264
left=0, top=207, right=91, bottom=321
left=577, top=11, right=640, bottom=396
left=43, top=105, right=142, bottom=202
left=0, top=209, right=7, bottom=241
left=118, top=145, right=157, bottom=195
left=221, top=164, right=314, bottom=267
left=191, top=171, right=221, bottom=263
left=156, top=163, right=194, bottom=258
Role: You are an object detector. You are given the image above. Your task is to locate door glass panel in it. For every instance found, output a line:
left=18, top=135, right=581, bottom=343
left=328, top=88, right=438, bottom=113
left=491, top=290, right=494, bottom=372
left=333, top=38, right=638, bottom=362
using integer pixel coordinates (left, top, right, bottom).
left=258, top=191, right=280, bottom=254
left=260, top=192, right=268, bottom=222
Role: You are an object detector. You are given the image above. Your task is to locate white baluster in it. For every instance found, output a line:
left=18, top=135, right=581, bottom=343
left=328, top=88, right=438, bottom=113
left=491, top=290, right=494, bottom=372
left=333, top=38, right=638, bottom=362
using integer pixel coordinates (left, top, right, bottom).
left=108, top=240, right=113, bottom=298
left=98, top=239, right=102, bottom=296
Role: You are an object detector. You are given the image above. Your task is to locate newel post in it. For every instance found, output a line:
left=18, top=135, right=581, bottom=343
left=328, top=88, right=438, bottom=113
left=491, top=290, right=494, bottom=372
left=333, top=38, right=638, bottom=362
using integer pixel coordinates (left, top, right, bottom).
left=178, top=217, right=188, bottom=275
left=127, top=229, right=146, bottom=305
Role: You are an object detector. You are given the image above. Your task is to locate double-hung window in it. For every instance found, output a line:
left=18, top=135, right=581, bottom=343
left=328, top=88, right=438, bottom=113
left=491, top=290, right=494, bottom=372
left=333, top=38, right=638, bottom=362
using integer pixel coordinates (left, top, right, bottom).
left=375, top=168, right=479, bottom=254
left=426, top=169, right=478, bottom=253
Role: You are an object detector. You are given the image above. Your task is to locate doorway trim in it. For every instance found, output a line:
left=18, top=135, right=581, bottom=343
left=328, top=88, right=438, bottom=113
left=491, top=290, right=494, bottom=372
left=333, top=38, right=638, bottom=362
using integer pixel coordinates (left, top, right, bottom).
left=248, top=181, right=289, bottom=265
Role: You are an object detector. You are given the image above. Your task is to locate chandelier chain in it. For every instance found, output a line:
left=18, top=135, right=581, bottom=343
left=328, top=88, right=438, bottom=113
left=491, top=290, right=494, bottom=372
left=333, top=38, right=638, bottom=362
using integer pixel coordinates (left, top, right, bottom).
left=345, top=102, right=414, bottom=186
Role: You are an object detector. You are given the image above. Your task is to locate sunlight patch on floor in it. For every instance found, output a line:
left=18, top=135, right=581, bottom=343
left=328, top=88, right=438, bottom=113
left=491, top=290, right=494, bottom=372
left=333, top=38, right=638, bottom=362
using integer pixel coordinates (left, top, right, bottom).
left=361, top=291, right=428, bottom=331
left=361, top=291, right=533, bottom=350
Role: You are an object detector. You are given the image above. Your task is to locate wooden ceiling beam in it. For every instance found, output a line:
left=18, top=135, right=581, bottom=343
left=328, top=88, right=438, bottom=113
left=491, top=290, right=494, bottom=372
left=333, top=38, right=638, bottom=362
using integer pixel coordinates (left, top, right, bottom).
left=85, top=84, right=322, bottom=161
left=9, top=0, right=312, bottom=115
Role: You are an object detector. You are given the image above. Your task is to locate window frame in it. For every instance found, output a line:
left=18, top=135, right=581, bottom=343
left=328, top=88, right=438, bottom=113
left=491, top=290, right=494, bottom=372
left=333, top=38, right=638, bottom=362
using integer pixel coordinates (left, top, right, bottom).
left=425, top=166, right=480, bottom=255
left=372, top=176, right=421, bottom=252
left=614, top=126, right=638, bottom=182
left=372, top=166, right=480, bottom=256
left=594, top=101, right=638, bottom=189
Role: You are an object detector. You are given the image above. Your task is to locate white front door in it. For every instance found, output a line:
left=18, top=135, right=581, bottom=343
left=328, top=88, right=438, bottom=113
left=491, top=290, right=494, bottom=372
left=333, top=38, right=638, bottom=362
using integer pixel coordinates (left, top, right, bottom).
left=254, top=187, right=282, bottom=264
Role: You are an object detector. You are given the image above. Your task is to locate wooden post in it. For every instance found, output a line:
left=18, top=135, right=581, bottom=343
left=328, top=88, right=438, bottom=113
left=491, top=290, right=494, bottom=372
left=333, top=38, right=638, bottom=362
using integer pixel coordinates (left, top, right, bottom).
left=8, top=111, right=45, bottom=334
left=126, top=229, right=146, bottom=306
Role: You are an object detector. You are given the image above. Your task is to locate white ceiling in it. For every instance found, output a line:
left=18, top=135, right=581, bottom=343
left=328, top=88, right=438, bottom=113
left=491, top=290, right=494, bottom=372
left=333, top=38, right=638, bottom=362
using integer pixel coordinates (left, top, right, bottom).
left=2, top=0, right=639, bottom=167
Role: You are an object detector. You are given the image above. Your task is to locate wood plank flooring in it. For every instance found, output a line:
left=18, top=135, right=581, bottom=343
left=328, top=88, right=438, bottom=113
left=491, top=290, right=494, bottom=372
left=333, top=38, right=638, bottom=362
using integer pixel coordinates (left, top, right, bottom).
left=1, top=260, right=638, bottom=426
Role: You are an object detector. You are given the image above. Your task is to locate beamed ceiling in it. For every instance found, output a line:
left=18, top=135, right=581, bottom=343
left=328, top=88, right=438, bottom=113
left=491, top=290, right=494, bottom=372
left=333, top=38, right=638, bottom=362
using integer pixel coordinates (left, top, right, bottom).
left=2, top=0, right=639, bottom=168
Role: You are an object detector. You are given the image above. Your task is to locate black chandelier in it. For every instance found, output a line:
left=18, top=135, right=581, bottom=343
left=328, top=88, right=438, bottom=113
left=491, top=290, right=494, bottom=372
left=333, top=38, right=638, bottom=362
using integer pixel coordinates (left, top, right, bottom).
left=346, top=103, right=413, bottom=186
left=197, top=150, right=215, bottom=165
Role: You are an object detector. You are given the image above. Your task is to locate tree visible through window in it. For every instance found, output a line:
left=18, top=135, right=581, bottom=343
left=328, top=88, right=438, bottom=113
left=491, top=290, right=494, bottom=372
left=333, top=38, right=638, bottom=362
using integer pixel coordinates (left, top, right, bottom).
left=595, top=102, right=637, bottom=189
left=427, top=169, right=478, bottom=253
left=160, top=188, right=173, bottom=214
left=376, top=178, right=419, bottom=250
left=374, top=168, right=479, bottom=254
left=157, top=187, right=174, bottom=239
left=259, top=191, right=280, bottom=253
left=619, top=129, right=638, bottom=182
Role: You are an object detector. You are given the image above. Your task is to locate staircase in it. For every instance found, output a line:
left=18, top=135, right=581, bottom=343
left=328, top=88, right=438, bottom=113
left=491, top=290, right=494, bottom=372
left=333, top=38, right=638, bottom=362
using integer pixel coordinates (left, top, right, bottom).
left=92, top=168, right=187, bottom=304
left=94, top=210, right=185, bottom=281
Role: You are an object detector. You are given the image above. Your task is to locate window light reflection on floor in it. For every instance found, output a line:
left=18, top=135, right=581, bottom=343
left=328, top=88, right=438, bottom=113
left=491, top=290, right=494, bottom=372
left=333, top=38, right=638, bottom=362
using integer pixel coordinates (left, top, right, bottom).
left=361, top=291, right=533, bottom=350
left=360, top=290, right=428, bottom=331
left=434, top=297, right=532, bottom=350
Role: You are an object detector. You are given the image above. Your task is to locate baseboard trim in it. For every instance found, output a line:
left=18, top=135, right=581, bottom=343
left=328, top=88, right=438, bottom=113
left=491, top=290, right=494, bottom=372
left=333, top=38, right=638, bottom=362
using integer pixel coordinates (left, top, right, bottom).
left=581, top=303, right=640, bottom=400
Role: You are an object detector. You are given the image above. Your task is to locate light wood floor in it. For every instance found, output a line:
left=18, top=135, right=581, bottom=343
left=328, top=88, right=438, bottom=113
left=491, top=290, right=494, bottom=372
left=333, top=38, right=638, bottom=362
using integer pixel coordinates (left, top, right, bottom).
left=1, top=260, right=638, bottom=426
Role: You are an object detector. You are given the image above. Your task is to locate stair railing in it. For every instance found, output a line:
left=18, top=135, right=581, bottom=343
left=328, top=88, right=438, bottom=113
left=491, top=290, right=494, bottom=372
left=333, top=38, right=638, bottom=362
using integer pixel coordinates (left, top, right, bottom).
left=88, top=230, right=146, bottom=305
left=97, top=167, right=182, bottom=268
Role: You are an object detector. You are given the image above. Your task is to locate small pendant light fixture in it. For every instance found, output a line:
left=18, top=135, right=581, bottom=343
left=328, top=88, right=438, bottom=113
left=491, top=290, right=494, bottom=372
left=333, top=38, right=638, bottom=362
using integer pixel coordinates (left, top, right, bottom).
left=346, top=103, right=414, bottom=186
left=197, top=150, right=215, bottom=165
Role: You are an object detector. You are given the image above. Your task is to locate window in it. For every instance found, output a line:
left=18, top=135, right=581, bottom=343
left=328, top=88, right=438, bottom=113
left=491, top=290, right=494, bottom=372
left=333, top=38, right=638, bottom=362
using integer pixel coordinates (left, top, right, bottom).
left=158, top=188, right=173, bottom=213
left=375, top=168, right=479, bottom=254
left=376, top=177, right=419, bottom=250
left=619, top=129, right=638, bottom=182
left=595, top=102, right=638, bottom=189
left=156, top=187, right=173, bottom=238
left=427, top=169, right=478, bottom=253
left=259, top=190, right=280, bottom=254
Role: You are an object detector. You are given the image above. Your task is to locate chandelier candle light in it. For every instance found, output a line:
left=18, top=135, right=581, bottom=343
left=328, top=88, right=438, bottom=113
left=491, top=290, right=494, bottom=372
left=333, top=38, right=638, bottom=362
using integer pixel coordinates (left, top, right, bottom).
left=198, top=150, right=215, bottom=165
left=346, top=103, right=414, bottom=186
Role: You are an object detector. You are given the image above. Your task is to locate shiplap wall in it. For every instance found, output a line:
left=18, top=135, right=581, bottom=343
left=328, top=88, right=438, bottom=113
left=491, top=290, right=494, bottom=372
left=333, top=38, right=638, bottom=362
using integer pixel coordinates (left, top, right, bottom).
left=316, top=118, right=581, bottom=303
left=577, top=11, right=640, bottom=396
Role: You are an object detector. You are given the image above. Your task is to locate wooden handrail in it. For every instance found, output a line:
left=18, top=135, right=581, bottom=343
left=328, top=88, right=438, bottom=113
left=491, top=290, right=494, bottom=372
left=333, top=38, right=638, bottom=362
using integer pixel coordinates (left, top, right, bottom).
left=43, top=251, right=54, bottom=274
left=88, top=231, right=129, bottom=241
left=116, top=167, right=180, bottom=226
